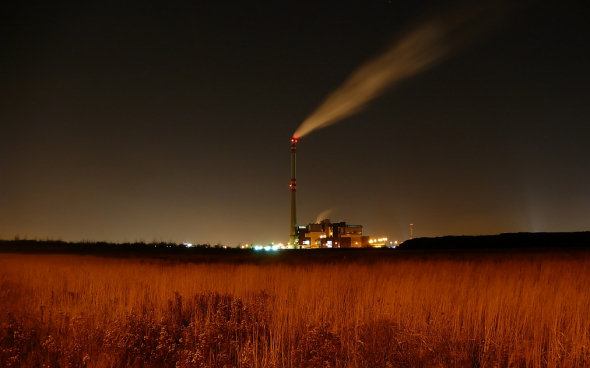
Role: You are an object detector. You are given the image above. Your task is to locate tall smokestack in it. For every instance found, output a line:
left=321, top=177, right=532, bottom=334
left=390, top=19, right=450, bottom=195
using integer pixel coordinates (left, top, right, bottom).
left=289, top=138, right=298, bottom=248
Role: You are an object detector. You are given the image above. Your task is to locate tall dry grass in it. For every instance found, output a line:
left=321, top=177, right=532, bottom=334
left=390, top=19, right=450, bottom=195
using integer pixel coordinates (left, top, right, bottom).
left=1, top=252, right=589, bottom=367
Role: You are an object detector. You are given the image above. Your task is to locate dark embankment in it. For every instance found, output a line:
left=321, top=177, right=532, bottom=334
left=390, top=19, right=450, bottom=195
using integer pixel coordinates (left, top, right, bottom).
left=398, top=231, right=590, bottom=250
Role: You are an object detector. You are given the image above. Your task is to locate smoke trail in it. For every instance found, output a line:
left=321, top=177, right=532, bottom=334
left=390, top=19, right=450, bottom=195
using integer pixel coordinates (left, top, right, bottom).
left=294, top=1, right=513, bottom=138
left=315, top=208, right=335, bottom=224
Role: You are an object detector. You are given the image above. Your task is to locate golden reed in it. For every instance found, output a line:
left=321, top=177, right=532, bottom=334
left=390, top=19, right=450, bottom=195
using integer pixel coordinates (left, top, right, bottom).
left=1, top=252, right=589, bottom=367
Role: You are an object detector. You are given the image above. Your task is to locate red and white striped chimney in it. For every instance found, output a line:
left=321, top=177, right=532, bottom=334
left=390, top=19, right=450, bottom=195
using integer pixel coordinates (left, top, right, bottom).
left=289, top=138, right=298, bottom=248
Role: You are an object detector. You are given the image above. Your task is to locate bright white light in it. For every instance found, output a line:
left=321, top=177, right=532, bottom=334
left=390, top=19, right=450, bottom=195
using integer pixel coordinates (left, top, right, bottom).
left=254, top=245, right=263, bottom=250
left=264, top=245, right=271, bottom=251
left=183, top=242, right=193, bottom=247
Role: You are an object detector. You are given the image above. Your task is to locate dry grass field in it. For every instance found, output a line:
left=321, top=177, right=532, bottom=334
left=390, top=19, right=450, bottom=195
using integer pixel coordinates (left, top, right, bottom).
left=1, top=251, right=589, bottom=367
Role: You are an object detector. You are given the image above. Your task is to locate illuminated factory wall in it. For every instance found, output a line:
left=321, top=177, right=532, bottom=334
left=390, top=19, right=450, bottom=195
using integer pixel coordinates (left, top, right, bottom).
left=297, top=219, right=370, bottom=248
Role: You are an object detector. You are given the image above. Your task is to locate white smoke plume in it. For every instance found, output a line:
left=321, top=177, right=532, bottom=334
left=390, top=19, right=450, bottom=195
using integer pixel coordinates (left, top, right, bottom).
left=315, top=208, right=335, bottom=224
left=294, top=1, right=515, bottom=138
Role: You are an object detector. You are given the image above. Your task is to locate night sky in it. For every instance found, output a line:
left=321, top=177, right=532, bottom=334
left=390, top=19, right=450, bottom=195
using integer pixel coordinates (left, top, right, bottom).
left=2, top=1, right=589, bottom=246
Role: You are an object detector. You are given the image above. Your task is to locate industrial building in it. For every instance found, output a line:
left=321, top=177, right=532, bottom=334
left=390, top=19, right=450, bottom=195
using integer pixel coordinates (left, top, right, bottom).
left=287, top=138, right=382, bottom=249
left=296, top=219, right=370, bottom=248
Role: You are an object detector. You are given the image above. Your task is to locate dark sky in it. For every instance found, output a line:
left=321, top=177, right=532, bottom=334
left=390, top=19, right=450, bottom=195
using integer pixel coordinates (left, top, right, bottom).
left=1, top=1, right=589, bottom=245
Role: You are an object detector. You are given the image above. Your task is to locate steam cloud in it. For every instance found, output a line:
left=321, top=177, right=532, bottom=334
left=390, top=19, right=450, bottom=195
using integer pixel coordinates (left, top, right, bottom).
left=315, top=208, right=335, bottom=224
left=294, top=1, right=512, bottom=138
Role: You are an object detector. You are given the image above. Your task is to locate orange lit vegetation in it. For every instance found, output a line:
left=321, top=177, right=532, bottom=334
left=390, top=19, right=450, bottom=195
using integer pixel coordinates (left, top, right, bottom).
left=1, top=253, right=590, bottom=367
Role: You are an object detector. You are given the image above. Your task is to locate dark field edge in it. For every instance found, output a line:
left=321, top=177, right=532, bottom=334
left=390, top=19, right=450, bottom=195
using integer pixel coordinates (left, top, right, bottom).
left=399, top=231, right=590, bottom=250
left=1, top=232, right=590, bottom=263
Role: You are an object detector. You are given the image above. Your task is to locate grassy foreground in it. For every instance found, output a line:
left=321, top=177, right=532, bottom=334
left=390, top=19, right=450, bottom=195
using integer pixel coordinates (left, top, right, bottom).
left=1, top=251, right=589, bottom=367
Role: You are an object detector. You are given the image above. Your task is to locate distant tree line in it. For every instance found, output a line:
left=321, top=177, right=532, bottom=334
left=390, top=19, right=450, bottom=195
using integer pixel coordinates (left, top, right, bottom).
left=0, top=238, right=239, bottom=254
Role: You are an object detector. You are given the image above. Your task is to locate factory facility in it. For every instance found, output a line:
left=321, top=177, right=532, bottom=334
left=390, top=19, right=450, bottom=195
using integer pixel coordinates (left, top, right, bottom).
left=296, top=219, right=371, bottom=248
left=287, top=138, right=387, bottom=249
